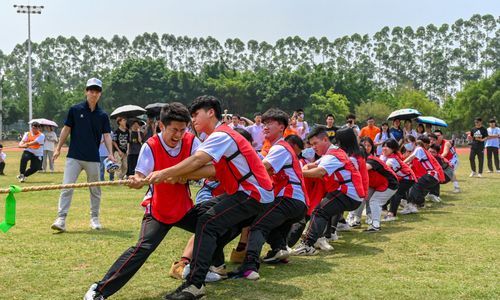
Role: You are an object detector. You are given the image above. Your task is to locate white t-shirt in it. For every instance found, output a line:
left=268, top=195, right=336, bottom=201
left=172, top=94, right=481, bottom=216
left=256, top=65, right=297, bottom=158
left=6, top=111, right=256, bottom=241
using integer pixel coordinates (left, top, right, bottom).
left=99, top=135, right=108, bottom=157
left=228, top=123, right=245, bottom=130
left=316, top=146, right=362, bottom=201
left=296, top=121, right=310, bottom=140
left=485, top=127, right=500, bottom=148
left=135, top=133, right=201, bottom=176
left=245, top=123, right=265, bottom=151
left=264, top=141, right=305, bottom=202
left=22, top=131, right=45, bottom=157
left=0, top=152, right=6, bottom=161
left=197, top=128, right=274, bottom=203
left=413, top=146, right=439, bottom=180
left=43, top=131, right=58, bottom=152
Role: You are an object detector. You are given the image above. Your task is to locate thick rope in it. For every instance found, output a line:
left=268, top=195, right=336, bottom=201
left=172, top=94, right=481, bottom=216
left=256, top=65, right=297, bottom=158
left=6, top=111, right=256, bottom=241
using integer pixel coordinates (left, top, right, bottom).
left=0, top=179, right=149, bottom=194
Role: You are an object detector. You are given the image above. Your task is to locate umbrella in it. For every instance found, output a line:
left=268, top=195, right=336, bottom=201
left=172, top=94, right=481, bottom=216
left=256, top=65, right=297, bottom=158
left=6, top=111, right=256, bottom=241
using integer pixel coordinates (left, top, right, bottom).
left=387, top=108, right=421, bottom=121
left=416, top=116, right=448, bottom=127
left=110, top=105, right=146, bottom=119
left=29, top=118, right=58, bottom=127
left=145, top=103, right=166, bottom=118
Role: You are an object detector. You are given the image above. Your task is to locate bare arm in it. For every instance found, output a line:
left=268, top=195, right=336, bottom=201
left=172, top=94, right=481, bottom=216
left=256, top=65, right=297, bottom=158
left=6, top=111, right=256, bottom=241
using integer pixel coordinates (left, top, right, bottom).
left=404, top=153, right=416, bottom=164
left=441, top=141, right=451, bottom=158
left=302, top=165, right=327, bottom=178
left=53, top=126, right=71, bottom=160
left=103, top=133, right=115, bottom=162
left=262, top=160, right=274, bottom=177
left=241, top=117, right=254, bottom=126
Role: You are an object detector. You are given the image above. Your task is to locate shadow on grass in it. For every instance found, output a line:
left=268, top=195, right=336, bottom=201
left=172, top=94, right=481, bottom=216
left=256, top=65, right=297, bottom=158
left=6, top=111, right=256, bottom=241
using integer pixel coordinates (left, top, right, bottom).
left=64, top=229, right=135, bottom=238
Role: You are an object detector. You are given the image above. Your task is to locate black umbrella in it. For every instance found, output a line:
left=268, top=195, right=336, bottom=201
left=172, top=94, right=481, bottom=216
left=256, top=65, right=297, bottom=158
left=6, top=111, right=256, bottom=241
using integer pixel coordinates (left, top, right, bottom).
left=145, top=103, right=167, bottom=118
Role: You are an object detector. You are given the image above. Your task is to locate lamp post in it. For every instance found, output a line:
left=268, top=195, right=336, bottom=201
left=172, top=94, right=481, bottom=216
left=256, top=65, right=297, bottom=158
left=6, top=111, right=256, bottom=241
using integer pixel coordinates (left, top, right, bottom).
left=13, top=4, right=44, bottom=122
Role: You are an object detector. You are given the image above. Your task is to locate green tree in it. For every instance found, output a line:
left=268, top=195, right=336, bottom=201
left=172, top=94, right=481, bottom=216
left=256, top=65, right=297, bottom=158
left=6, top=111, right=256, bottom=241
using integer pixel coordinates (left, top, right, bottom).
left=355, top=100, right=393, bottom=124
left=307, top=88, right=349, bottom=124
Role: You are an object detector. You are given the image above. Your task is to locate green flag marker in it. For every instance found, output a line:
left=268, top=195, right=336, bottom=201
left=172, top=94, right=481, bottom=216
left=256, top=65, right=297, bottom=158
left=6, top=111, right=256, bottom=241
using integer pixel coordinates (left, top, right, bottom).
left=0, top=185, right=22, bottom=233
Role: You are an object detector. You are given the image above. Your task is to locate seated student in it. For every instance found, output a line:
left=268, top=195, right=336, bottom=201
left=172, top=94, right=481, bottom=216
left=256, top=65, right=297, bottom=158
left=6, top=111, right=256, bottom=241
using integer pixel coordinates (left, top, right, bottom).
left=84, top=103, right=202, bottom=300
left=147, top=96, right=274, bottom=300
left=427, top=144, right=455, bottom=203
left=293, top=127, right=366, bottom=255
left=400, top=135, right=445, bottom=215
left=380, top=138, right=416, bottom=221
left=429, top=130, right=460, bottom=193
left=228, top=109, right=308, bottom=280
left=359, top=137, right=399, bottom=232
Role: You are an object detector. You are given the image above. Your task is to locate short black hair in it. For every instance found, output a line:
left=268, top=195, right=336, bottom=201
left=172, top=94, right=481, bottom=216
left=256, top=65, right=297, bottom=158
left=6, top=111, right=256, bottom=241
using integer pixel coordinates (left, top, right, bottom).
left=417, top=135, right=431, bottom=144
left=232, top=114, right=241, bottom=120
left=367, top=116, right=375, bottom=121
left=284, top=134, right=304, bottom=150
left=262, top=108, right=289, bottom=128
left=433, top=129, right=443, bottom=135
left=360, top=136, right=375, bottom=155
left=307, top=126, right=328, bottom=141
left=189, top=95, right=222, bottom=120
left=382, top=138, right=400, bottom=153
left=326, top=114, right=335, bottom=119
left=346, top=113, right=356, bottom=120
left=381, top=122, right=389, bottom=126
left=474, top=117, right=482, bottom=122
left=233, top=128, right=253, bottom=143
left=160, top=102, right=191, bottom=126
left=428, top=133, right=438, bottom=140
left=296, top=108, right=304, bottom=113
left=430, top=144, right=441, bottom=152
left=405, top=135, right=417, bottom=143
left=0, top=144, right=3, bottom=148
left=254, top=112, right=262, bottom=117
left=336, top=127, right=361, bottom=156
left=489, top=119, right=497, bottom=123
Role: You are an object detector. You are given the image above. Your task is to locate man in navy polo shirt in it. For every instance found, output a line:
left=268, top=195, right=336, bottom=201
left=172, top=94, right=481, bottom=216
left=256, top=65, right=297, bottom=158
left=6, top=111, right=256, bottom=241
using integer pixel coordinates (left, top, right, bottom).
left=51, top=78, right=114, bottom=232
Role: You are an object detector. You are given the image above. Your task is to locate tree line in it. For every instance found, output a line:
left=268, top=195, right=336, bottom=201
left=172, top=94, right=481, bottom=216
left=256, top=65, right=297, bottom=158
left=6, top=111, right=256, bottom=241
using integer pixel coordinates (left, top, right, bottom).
left=0, top=14, right=498, bottom=135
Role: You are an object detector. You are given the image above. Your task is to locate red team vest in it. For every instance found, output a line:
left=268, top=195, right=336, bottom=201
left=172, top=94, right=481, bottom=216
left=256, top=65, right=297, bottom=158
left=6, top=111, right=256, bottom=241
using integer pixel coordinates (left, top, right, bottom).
left=300, top=158, right=324, bottom=216
left=386, top=153, right=416, bottom=182
left=145, top=133, right=195, bottom=224
left=271, top=140, right=309, bottom=206
left=323, top=148, right=366, bottom=199
left=212, top=124, right=273, bottom=202
left=367, top=155, right=399, bottom=192
left=353, top=154, right=369, bottom=197
left=439, top=139, right=457, bottom=162
left=411, top=147, right=446, bottom=183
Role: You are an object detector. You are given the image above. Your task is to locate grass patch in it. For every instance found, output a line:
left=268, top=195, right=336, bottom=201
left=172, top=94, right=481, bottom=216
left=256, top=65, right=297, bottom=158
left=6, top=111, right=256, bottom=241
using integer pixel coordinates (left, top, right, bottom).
left=0, top=152, right=499, bottom=299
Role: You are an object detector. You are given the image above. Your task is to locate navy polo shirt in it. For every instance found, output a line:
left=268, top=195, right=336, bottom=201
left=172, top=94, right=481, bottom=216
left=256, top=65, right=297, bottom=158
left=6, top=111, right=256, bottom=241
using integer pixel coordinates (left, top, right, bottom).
left=64, top=101, right=111, bottom=162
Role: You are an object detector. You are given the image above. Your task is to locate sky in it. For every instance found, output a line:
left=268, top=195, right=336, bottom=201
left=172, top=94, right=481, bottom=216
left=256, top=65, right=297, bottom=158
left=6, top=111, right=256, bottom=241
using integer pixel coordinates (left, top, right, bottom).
left=1, top=0, right=499, bottom=54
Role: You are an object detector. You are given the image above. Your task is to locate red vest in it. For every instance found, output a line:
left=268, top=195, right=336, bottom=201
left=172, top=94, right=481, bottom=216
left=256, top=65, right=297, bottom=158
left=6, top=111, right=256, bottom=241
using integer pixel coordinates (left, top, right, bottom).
left=411, top=147, right=446, bottom=183
left=300, top=158, right=322, bottom=215
left=323, top=148, right=366, bottom=199
left=353, top=154, right=369, bottom=197
left=387, top=153, right=416, bottom=182
left=271, top=140, right=309, bottom=205
left=439, top=139, right=457, bottom=161
left=212, top=124, right=273, bottom=202
left=145, top=133, right=195, bottom=224
left=367, top=155, right=399, bottom=192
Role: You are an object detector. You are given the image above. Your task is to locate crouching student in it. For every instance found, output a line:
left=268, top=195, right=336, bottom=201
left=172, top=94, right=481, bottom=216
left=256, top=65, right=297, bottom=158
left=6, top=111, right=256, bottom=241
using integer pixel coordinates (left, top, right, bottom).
left=427, top=143, right=455, bottom=203
left=148, top=96, right=274, bottom=300
left=380, top=138, right=416, bottom=221
left=229, top=109, right=308, bottom=280
left=430, top=130, right=460, bottom=193
left=84, top=103, right=202, bottom=300
left=400, top=135, right=444, bottom=215
left=293, top=127, right=366, bottom=255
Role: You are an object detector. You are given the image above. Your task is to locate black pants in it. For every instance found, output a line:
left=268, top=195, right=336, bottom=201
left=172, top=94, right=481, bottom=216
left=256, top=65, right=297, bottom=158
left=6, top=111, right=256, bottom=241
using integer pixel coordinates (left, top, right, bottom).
left=19, top=150, right=42, bottom=177
left=127, top=154, right=139, bottom=176
left=187, top=192, right=264, bottom=287
left=96, top=205, right=209, bottom=298
left=486, top=146, right=499, bottom=171
left=389, top=179, right=414, bottom=216
left=0, top=161, right=5, bottom=174
left=408, top=174, right=439, bottom=206
left=287, top=215, right=310, bottom=248
left=243, top=197, right=306, bottom=271
left=470, top=147, right=484, bottom=173
left=305, top=191, right=361, bottom=247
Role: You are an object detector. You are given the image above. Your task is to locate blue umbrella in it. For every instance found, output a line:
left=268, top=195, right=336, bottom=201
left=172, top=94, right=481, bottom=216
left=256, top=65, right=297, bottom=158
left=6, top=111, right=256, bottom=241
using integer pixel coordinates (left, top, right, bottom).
left=416, top=116, right=448, bottom=127
left=387, top=108, right=422, bottom=120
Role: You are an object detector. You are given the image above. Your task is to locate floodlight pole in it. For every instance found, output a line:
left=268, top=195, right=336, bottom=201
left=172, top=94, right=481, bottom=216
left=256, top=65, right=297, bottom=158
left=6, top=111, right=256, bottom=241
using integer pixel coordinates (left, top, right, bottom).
left=14, top=4, right=44, bottom=121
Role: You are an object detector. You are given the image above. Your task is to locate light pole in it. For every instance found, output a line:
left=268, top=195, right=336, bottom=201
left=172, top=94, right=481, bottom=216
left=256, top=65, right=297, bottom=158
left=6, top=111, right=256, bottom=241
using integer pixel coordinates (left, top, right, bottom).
left=13, top=4, right=44, bottom=122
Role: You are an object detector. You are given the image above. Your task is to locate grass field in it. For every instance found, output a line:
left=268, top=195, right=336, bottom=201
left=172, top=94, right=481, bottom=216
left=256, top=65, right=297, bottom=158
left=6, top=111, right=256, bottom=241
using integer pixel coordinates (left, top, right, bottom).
left=0, top=150, right=499, bottom=300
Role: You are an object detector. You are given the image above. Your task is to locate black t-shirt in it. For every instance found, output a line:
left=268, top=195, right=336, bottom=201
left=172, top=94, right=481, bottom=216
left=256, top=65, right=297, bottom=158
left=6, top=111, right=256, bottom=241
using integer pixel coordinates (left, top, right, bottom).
left=470, top=126, right=488, bottom=150
left=129, top=131, right=143, bottom=155
left=325, top=126, right=338, bottom=143
left=113, top=128, right=129, bottom=153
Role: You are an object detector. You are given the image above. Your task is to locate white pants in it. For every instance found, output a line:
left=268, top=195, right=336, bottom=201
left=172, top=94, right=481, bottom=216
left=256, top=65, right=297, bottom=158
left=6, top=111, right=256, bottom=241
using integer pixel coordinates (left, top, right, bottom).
left=367, top=188, right=397, bottom=228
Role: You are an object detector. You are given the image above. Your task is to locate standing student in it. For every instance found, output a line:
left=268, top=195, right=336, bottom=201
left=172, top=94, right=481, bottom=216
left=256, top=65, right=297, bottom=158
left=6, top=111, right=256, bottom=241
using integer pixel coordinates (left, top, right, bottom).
left=147, top=96, right=273, bottom=300
left=229, top=114, right=245, bottom=129
left=373, top=122, right=391, bottom=156
left=467, top=117, right=488, bottom=177
left=0, top=144, right=6, bottom=175
left=403, top=120, right=418, bottom=138
left=230, top=108, right=308, bottom=280
left=17, top=122, right=45, bottom=182
left=429, top=130, right=460, bottom=193
left=359, top=116, right=381, bottom=141
left=42, top=125, right=58, bottom=172
left=245, top=113, right=265, bottom=151
left=112, top=117, right=129, bottom=179
left=51, top=78, right=114, bottom=232
left=485, top=119, right=499, bottom=173
left=295, top=109, right=310, bottom=140
left=325, top=114, right=338, bottom=143
left=380, top=139, right=416, bottom=221
left=343, top=113, right=360, bottom=136
left=293, top=127, right=365, bottom=255
left=127, top=120, right=143, bottom=176
left=389, top=119, right=404, bottom=142
left=84, top=102, right=202, bottom=300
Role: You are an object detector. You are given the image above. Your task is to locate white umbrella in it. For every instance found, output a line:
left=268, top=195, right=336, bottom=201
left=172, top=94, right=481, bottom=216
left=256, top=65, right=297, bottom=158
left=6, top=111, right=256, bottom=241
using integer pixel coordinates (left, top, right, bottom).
left=110, top=105, right=146, bottom=119
left=387, top=108, right=421, bottom=121
left=29, top=118, right=58, bottom=127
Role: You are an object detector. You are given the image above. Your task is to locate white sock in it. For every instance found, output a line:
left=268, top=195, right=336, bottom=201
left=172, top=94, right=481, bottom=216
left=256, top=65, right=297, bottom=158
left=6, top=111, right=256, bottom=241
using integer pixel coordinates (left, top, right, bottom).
left=453, top=181, right=459, bottom=188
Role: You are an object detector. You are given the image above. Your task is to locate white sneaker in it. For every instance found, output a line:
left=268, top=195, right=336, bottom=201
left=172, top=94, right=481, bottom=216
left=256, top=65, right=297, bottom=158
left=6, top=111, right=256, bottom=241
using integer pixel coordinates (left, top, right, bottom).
left=90, top=217, right=102, bottom=230
left=382, top=214, right=397, bottom=222
left=453, top=187, right=461, bottom=193
left=17, top=174, right=25, bottom=183
left=427, top=194, right=442, bottom=203
left=400, top=203, right=418, bottom=215
left=400, top=199, right=408, bottom=208
left=327, top=232, right=340, bottom=241
left=182, top=264, right=227, bottom=282
left=83, top=283, right=104, bottom=300
left=497, top=170, right=500, bottom=173
left=487, top=170, right=493, bottom=173
left=51, top=217, right=66, bottom=232
left=477, top=173, right=482, bottom=178
left=336, top=222, right=351, bottom=232
left=469, top=172, right=476, bottom=177
left=314, top=237, right=334, bottom=251
left=292, top=242, right=318, bottom=256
